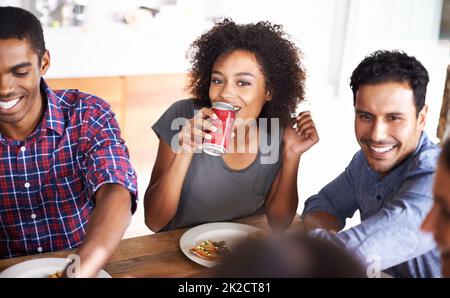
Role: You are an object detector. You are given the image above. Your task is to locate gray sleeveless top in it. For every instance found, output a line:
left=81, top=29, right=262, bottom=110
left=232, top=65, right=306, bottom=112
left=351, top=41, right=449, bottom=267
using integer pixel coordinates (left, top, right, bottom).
left=152, top=99, right=283, bottom=231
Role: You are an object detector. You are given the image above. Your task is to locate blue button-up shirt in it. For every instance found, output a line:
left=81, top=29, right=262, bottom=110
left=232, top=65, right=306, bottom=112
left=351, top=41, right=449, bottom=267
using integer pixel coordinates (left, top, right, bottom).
left=301, top=132, right=441, bottom=278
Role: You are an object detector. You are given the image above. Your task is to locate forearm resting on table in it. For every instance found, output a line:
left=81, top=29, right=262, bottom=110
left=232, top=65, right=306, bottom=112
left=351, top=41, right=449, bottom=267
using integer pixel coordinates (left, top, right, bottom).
left=144, top=153, right=193, bottom=232
left=72, top=184, right=132, bottom=278
left=302, top=211, right=342, bottom=232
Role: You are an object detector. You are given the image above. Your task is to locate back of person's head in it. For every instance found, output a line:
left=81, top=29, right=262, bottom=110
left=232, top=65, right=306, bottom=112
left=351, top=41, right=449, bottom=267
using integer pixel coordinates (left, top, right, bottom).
left=349, top=50, right=429, bottom=116
left=211, top=233, right=366, bottom=278
left=187, top=18, right=306, bottom=127
left=0, top=6, right=46, bottom=61
left=420, top=138, right=450, bottom=277
left=440, top=138, right=450, bottom=170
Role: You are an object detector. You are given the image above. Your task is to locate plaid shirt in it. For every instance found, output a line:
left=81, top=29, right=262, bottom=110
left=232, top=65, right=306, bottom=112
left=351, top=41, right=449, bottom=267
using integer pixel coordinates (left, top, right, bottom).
left=0, top=79, right=137, bottom=259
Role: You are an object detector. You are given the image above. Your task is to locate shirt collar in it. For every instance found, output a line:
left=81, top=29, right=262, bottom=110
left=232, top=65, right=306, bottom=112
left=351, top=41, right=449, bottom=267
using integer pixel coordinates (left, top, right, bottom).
left=40, top=78, right=65, bottom=136
left=0, top=79, right=64, bottom=144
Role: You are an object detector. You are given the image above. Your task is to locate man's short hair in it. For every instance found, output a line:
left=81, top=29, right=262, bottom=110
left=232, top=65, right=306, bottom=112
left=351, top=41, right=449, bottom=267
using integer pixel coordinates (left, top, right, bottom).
left=350, top=50, right=429, bottom=116
left=0, top=6, right=46, bottom=61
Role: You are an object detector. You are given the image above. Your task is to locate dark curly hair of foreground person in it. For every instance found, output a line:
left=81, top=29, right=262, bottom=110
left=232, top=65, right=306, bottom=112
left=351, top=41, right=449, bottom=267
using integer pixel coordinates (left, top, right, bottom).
left=210, top=233, right=366, bottom=278
left=350, top=50, right=429, bottom=116
left=187, top=18, right=306, bottom=127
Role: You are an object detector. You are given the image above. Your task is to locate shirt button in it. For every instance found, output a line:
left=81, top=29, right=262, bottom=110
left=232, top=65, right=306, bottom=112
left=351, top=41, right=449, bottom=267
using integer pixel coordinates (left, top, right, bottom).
left=31, top=213, right=36, bottom=219
left=37, top=247, right=43, bottom=253
left=24, top=182, right=30, bottom=188
left=20, top=146, right=26, bottom=152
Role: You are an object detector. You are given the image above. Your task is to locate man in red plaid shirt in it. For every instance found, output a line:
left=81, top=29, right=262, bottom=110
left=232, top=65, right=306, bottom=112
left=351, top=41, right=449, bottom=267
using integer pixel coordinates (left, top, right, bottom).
left=0, top=7, right=138, bottom=277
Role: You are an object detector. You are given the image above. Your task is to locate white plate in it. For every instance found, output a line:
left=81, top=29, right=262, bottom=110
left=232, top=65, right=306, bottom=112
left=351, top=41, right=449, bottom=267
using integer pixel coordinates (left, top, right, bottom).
left=0, top=258, right=111, bottom=278
left=179, top=222, right=261, bottom=268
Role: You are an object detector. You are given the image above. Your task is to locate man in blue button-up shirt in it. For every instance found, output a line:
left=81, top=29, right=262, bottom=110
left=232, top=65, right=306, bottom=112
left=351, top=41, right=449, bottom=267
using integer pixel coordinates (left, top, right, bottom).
left=301, top=50, right=441, bottom=278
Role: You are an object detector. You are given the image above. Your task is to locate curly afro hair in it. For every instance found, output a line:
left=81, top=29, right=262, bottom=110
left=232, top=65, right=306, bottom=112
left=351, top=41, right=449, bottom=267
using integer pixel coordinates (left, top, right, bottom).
left=350, top=50, right=429, bottom=116
left=187, top=18, right=306, bottom=127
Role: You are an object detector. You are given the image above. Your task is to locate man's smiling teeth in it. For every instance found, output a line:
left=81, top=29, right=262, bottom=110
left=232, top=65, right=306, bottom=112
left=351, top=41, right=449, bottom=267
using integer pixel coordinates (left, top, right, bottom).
left=0, top=98, right=20, bottom=110
left=370, top=145, right=394, bottom=153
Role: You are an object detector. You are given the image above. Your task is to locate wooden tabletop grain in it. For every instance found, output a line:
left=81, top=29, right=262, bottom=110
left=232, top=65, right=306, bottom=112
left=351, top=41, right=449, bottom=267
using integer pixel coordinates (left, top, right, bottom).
left=0, top=215, right=303, bottom=278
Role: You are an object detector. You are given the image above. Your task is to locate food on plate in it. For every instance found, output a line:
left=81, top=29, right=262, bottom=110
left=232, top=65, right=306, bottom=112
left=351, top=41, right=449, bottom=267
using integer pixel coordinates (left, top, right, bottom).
left=47, top=270, right=64, bottom=278
left=189, top=240, right=230, bottom=261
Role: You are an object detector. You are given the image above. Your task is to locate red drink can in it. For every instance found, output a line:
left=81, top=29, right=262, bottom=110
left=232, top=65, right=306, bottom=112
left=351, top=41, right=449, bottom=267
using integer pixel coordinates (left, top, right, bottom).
left=203, top=102, right=236, bottom=156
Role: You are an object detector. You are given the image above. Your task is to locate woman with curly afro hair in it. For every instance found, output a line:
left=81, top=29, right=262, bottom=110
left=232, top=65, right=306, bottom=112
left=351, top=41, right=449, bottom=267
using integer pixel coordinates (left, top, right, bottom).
left=144, top=19, right=319, bottom=232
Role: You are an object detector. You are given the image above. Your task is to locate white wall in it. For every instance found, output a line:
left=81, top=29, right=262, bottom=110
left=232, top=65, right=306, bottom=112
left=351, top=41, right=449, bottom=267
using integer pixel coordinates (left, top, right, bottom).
left=205, top=0, right=344, bottom=95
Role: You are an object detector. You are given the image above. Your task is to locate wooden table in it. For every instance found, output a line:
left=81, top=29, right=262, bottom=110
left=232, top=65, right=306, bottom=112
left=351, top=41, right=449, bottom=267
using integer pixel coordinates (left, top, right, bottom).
left=0, top=215, right=303, bottom=278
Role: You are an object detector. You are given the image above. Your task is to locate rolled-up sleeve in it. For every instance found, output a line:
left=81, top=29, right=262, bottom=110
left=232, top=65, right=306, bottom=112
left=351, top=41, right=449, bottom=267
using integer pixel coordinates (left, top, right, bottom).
left=334, top=173, right=436, bottom=270
left=309, top=172, right=437, bottom=272
left=301, top=155, right=360, bottom=229
left=83, top=99, right=138, bottom=213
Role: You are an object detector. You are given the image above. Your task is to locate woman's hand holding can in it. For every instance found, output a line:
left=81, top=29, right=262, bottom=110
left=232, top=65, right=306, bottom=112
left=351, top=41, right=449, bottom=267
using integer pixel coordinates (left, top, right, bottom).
left=177, top=107, right=218, bottom=153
